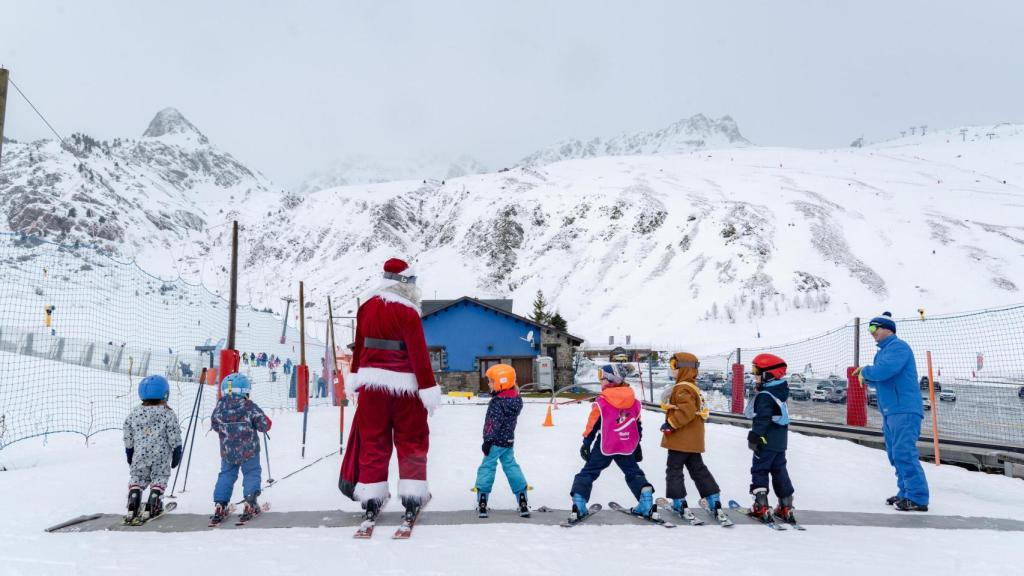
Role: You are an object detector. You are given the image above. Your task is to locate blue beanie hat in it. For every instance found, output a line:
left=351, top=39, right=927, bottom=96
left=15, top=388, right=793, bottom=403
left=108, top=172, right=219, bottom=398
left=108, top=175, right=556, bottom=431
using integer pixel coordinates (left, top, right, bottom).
left=869, top=311, right=896, bottom=333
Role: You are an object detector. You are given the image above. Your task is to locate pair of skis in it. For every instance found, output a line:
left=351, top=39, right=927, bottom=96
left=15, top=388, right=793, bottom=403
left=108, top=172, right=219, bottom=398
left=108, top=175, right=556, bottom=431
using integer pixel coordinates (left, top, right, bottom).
left=122, top=501, right=178, bottom=526
left=561, top=502, right=677, bottom=528
left=207, top=502, right=271, bottom=527
left=727, top=500, right=806, bottom=530
left=354, top=506, right=423, bottom=540
left=655, top=498, right=734, bottom=527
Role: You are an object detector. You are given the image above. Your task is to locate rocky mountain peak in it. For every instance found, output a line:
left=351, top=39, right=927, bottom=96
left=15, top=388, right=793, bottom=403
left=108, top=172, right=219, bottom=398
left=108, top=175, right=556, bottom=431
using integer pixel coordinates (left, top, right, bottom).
left=142, top=108, right=209, bottom=144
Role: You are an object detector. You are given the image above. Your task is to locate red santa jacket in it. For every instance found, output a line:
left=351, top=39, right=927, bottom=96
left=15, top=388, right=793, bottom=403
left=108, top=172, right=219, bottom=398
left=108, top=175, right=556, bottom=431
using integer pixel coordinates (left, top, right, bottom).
left=349, top=292, right=440, bottom=411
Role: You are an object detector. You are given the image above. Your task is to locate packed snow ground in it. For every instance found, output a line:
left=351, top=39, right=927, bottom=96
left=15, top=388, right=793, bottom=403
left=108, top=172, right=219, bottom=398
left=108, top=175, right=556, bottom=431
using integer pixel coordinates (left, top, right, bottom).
left=1, top=397, right=1021, bottom=575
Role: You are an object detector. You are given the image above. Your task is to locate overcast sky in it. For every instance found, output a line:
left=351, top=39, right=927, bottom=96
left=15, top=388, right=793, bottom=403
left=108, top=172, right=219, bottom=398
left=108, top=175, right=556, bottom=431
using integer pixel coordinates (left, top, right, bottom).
left=3, top=0, right=1022, bottom=187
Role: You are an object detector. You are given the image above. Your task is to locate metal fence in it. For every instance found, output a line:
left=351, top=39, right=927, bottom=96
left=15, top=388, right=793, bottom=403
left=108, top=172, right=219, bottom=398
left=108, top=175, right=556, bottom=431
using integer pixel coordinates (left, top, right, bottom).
left=0, top=233, right=331, bottom=450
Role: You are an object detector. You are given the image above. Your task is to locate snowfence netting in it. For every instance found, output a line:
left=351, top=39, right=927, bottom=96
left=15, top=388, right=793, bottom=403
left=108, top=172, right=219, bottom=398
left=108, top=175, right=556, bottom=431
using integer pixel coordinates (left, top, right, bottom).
left=0, top=233, right=331, bottom=450
left=736, top=307, right=1024, bottom=447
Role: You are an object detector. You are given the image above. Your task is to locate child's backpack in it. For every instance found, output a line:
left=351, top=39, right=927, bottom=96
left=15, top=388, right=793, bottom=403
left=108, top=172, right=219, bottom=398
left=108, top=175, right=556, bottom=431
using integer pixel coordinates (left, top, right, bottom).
left=743, top=390, right=791, bottom=426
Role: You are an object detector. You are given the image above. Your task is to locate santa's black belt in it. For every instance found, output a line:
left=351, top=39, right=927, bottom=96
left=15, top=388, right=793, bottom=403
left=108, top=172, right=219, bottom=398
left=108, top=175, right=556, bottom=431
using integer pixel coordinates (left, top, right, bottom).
left=365, top=338, right=406, bottom=351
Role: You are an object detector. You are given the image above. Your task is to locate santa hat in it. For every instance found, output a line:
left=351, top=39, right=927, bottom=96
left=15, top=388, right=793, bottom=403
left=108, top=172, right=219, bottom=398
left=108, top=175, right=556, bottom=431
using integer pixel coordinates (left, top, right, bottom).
left=382, top=258, right=417, bottom=284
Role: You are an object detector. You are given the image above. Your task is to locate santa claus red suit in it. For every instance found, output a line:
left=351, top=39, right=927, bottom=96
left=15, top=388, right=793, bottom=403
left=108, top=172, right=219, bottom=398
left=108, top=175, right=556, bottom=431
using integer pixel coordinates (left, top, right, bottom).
left=339, top=258, right=441, bottom=517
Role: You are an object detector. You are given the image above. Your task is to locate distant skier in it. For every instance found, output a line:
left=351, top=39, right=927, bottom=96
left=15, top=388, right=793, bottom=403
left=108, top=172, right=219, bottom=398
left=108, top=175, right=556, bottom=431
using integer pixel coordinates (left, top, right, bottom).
left=853, top=312, right=929, bottom=512
left=209, top=373, right=273, bottom=525
left=745, top=353, right=797, bottom=523
left=123, top=375, right=182, bottom=523
left=474, top=364, right=530, bottom=518
left=569, top=364, right=655, bottom=522
left=659, top=352, right=727, bottom=521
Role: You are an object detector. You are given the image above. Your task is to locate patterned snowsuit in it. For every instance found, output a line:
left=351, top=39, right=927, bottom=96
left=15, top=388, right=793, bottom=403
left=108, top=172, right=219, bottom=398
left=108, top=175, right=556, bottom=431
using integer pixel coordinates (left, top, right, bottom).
left=123, top=404, right=182, bottom=491
left=211, top=395, right=272, bottom=503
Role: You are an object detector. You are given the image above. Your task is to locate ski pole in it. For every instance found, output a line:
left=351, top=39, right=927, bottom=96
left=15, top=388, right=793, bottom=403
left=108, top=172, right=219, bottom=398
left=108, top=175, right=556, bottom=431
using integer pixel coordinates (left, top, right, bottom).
left=263, top=431, right=274, bottom=484
left=300, top=402, right=309, bottom=459
left=180, top=371, right=206, bottom=493
left=169, top=368, right=205, bottom=497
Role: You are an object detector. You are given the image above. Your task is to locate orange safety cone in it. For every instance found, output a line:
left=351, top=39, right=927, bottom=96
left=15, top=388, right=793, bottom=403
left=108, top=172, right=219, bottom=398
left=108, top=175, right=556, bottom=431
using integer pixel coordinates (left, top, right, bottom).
left=542, top=404, right=554, bottom=427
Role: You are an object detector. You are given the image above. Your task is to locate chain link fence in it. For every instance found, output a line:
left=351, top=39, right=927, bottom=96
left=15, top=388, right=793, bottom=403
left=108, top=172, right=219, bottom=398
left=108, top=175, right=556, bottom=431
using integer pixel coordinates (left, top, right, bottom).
left=0, top=233, right=330, bottom=450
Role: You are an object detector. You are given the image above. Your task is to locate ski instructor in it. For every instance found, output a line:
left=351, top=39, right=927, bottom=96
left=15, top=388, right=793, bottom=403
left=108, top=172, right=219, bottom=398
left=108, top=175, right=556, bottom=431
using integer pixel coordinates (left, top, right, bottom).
left=339, top=258, right=441, bottom=523
left=854, top=312, right=930, bottom=512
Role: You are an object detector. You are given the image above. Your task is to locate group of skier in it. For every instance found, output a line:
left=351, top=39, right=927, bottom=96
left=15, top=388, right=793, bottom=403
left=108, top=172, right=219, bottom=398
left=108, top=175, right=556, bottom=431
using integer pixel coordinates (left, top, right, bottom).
left=117, top=255, right=930, bottom=533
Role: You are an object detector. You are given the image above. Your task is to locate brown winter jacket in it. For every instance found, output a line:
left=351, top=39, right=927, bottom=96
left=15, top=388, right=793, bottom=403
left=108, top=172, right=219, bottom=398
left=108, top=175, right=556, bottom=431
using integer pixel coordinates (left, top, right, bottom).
left=660, top=381, right=706, bottom=453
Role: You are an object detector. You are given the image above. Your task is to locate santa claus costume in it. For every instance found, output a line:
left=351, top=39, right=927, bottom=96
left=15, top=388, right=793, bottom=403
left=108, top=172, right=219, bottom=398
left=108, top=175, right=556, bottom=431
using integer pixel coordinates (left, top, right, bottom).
left=339, top=258, right=441, bottom=519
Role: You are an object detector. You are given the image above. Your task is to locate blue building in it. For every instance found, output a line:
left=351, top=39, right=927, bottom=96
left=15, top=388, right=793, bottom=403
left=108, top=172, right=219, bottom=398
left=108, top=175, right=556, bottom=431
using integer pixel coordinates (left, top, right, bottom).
left=421, top=297, right=583, bottom=393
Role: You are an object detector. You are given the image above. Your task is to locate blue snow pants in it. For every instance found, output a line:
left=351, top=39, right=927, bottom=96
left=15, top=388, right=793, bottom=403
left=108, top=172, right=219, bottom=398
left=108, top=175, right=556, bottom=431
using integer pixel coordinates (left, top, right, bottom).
left=883, top=413, right=929, bottom=505
left=750, top=449, right=794, bottom=497
left=474, top=446, right=528, bottom=495
left=570, top=451, right=651, bottom=501
left=213, top=454, right=262, bottom=503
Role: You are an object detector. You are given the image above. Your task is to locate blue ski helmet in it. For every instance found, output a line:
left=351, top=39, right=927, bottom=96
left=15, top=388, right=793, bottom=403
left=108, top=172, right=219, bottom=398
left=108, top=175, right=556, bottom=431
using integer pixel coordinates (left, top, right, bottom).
left=221, top=372, right=251, bottom=396
left=138, top=375, right=170, bottom=401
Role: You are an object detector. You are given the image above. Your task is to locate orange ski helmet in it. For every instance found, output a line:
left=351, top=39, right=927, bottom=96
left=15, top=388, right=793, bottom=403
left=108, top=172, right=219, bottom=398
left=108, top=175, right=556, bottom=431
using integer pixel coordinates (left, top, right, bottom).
left=485, top=363, right=517, bottom=391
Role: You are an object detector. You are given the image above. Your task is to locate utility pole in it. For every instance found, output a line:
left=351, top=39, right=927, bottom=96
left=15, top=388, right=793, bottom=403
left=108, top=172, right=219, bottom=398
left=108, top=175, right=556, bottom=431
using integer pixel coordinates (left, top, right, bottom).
left=227, top=221, right=238, bottom=350
left=0, top=68, right=9, bottom=168
left=910, top=126, right=916, bottom=136
left=960, top=128, right=968, bottom=142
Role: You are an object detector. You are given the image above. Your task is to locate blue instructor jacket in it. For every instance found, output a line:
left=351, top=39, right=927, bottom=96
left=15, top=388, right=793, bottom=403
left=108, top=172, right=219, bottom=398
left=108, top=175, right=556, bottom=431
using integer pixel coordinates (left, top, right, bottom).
left=862, top=334, right=922, bottom=417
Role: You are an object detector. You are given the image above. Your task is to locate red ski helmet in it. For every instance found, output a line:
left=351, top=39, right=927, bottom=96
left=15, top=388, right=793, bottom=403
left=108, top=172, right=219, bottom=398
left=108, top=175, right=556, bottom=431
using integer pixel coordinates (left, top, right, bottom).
left=751, top=353, right=787, bottom=381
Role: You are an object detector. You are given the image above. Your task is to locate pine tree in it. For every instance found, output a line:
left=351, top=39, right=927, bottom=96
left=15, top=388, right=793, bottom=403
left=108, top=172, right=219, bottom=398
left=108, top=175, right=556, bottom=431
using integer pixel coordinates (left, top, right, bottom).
left=550, top=311, right=568, bottom=331
left=530, top=290, right=551, bottom=324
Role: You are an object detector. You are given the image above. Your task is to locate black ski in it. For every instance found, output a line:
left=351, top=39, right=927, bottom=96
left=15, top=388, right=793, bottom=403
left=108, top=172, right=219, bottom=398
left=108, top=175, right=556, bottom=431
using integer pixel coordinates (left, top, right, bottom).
left=608, top=501, right=676, bottom=528
left=728, top=500, right=787, bottom=530
left=560, top=503, right=602, bottom=527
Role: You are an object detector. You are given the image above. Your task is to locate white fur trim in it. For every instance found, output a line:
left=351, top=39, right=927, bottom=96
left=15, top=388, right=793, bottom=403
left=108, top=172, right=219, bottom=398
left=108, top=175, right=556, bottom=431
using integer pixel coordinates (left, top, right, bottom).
left=366, top=289, right=421, bottom=315
left=419, top=385, right=442, bottom=415
left=398, top=479, right=430, bottom=502
left=351, top=367, right=419, bottom=396
left=354, top=481, right=390, bottom=504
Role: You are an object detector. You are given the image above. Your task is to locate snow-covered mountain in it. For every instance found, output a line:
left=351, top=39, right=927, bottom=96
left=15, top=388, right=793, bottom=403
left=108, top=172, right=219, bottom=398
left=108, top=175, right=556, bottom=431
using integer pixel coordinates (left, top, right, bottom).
left=517, top=113, right=750, bottom=167
left=296, top=153, right=489, bottom=194
left=4, top=113, right=1023, bottom=350
left=0, top=108, right=281, bottom=277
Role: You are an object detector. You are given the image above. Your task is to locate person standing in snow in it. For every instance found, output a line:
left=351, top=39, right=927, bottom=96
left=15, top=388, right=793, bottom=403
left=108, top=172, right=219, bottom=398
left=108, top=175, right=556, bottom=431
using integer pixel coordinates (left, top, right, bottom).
left=745, top=353, right=797, bottom=523
left=853, top=312, right=929, bottom=512
left=474, top=364, right=531, bottom=518
left=339, top=258, right=440, bottom=524
left=569, top=364, right=656, bottom=522
left=123, top=375, right=182, bottom=524
left=209, top=373, right=273, bottom=525
left=659, top=352, right=728, bottom=522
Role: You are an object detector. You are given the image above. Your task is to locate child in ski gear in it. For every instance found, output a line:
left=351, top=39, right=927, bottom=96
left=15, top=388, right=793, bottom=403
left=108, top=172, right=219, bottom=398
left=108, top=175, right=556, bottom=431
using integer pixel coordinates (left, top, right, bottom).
left=855, top=312, right=929, bottom=511
left=473, top=363, right=530, bottom=516
left=123, top=375, right=182, bottom=521
left=569, top=364, right=655, bottom=521
left=659, top=352, right=724, bottom=516
left=745, top=353, right=795, bottom=522
left=211, top=373, right=272, bottom=522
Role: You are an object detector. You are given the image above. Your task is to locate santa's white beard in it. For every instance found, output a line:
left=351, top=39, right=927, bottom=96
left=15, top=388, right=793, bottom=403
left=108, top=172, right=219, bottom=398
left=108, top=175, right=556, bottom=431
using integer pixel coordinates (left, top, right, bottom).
left=380, top=281, right=422, bottom=308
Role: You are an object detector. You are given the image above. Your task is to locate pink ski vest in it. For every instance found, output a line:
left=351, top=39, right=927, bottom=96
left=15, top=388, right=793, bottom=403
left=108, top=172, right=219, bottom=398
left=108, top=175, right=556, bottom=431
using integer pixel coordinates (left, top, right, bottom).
left=597, top=397, right=641, bottom=456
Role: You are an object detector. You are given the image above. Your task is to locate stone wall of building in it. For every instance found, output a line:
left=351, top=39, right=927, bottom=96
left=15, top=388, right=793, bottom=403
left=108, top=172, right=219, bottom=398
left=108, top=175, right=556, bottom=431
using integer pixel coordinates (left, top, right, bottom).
left=539, top=329, right=580, bottom=390
left=434, top=370, right=480, bottom=394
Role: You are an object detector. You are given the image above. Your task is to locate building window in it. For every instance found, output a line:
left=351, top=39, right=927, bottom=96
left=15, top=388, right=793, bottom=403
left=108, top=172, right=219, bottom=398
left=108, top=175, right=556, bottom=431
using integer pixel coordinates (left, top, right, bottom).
left=429, top=347, right=447, bottom=371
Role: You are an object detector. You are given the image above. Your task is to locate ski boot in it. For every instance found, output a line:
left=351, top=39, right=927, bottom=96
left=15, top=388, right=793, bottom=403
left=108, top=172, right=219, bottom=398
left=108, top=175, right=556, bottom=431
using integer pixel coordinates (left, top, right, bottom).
left=631, top=486, right=657, bottom=519
left=363, top=498, right=382, bottom=522
left=671, top=499, right=687, bottom=513
left=477, top=492, right=489, bottom=518
left=517, top=491, right=530, bottom=518
left=209, top=502, right=230, bottom=527
left=750, top=488, right=772, bottom=522
left=570, top=493, right=589, bottom=522
left=238, top=491, right=263, bottom=523
left=124, top=487, right=143, bottom=525
left=894, top=498, right=928, bottom=512
left=145, top=488, right=164, bottom=518
left=774, top=495, right=796, bottom=523
left=886, top=495, right=901, bottom=506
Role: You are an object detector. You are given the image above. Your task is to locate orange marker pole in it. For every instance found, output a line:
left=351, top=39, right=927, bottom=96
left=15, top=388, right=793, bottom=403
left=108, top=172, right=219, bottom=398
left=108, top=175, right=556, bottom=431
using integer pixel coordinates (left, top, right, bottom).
left=926, top=351, right=940, bottom=466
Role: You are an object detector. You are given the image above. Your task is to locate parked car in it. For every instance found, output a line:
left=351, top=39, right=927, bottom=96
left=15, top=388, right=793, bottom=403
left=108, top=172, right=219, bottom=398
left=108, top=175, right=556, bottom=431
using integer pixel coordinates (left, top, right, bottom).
left=827, top=388, right=848, bottom=404
left=696, top=375, right=715, bottom=391
left=867, top=386, right=878, bottom=406
left=920, top=376, right=941, bottom=392
left=789, top=373, right=807, bottom=384
left=811, top=389, right=829, bottom=402
left=939, top=389, right=957, bottom=402
left=790, top=384, right=811, bottom=401
left=922, top=396, right=932, bottom=411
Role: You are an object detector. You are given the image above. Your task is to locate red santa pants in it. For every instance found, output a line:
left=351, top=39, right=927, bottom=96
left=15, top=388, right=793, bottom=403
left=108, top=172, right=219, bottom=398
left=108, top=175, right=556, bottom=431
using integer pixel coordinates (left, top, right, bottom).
left=341, top=387, right=430, bottom=506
